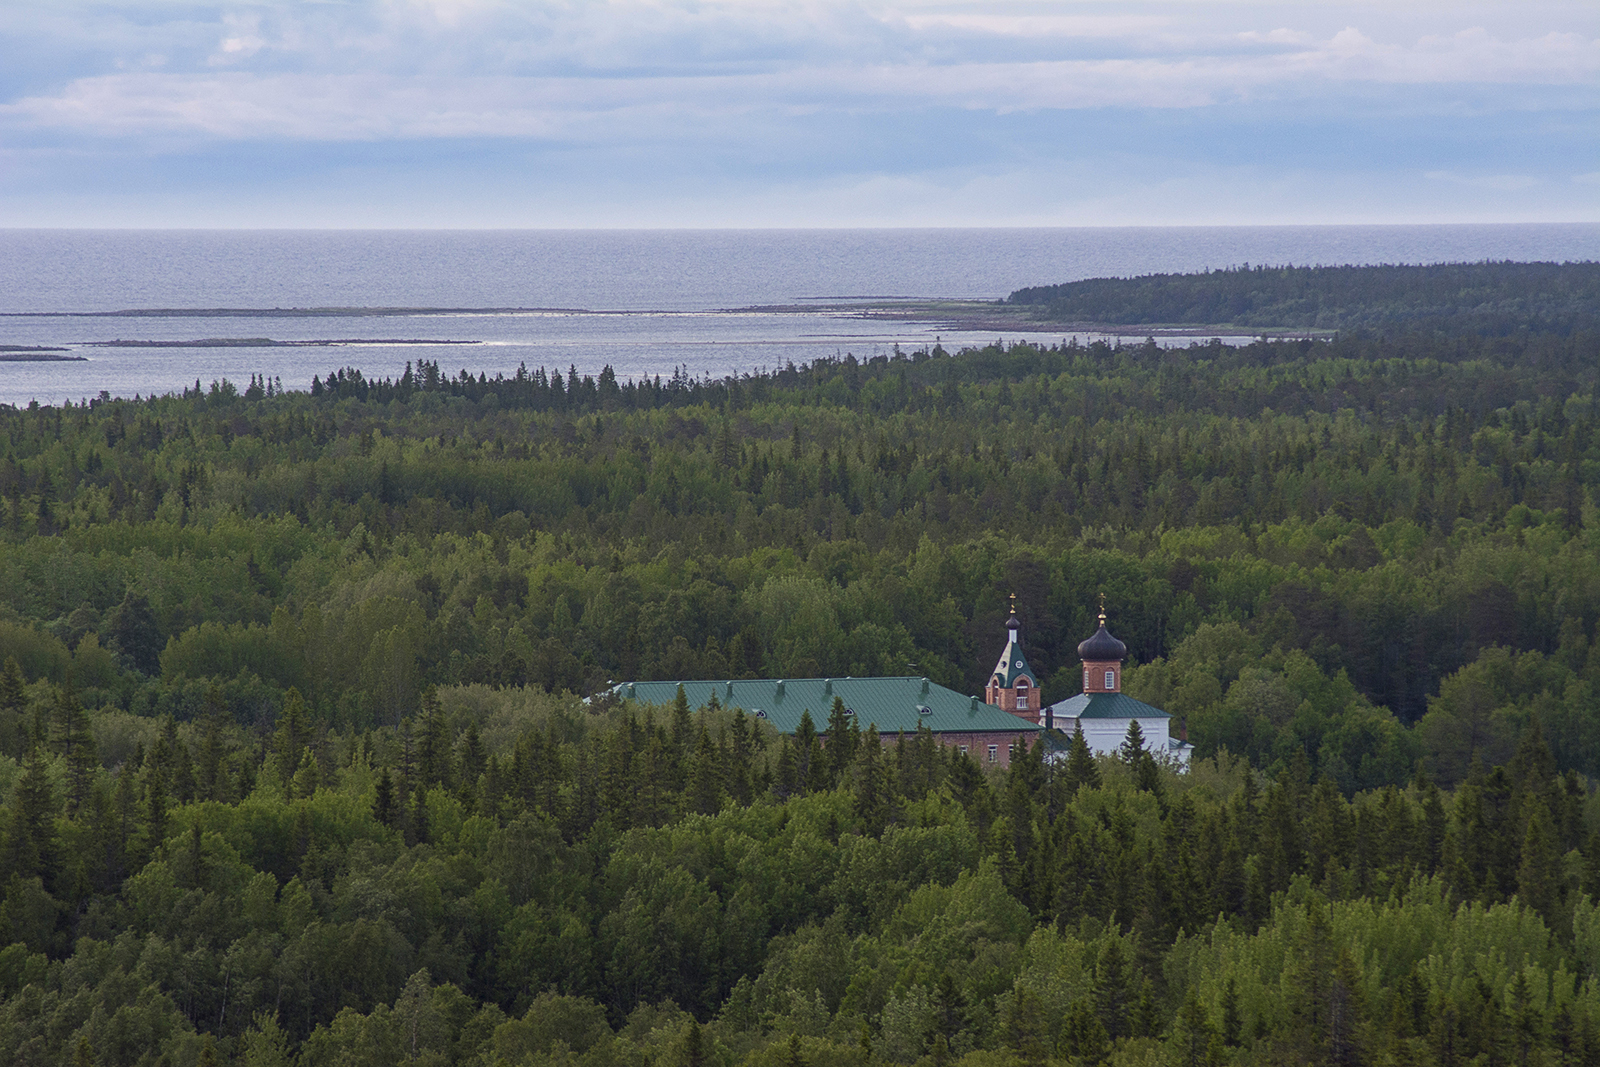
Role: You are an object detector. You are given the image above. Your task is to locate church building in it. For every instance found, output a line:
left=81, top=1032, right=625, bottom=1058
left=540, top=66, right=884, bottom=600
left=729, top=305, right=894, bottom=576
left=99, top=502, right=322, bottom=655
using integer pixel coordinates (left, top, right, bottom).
left=1046, top=604, right=1192, bottom=766
left=612, top=673, right=1041, bottom=768
left=613, top=595, right=1189, bottom=769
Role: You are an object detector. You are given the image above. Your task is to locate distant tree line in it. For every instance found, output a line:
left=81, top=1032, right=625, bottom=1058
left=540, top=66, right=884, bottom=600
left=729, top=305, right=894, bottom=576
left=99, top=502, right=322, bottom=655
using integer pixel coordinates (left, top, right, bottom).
left=0, top=328, right=1593, bottom=791
left=1007, top=261, right=1600, bottom=334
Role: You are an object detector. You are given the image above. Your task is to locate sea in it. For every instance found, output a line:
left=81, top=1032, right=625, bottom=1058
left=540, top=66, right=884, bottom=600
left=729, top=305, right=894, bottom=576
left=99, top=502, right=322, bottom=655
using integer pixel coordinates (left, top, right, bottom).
left=1, top=224, right=1596, bottom=408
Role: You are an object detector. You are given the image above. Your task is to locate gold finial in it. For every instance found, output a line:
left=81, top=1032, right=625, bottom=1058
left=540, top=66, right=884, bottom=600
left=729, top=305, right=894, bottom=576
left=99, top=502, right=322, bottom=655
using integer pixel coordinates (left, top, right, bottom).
left=1008, top=592, right=1018, bottom=616
left=1098, top=591, right=1107, bottom=626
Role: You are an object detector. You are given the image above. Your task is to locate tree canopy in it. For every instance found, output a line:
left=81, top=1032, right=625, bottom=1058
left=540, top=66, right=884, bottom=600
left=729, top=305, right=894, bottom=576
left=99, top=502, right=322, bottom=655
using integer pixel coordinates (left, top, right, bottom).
left=0, top=269, right=1597, bottom=1064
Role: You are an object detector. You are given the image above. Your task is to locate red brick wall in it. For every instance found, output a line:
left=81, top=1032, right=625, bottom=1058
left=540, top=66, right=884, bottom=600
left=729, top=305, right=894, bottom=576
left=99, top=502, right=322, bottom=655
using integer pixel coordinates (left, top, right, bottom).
left=829, top=729, right=1037, bottom=769
left=915, top=730, right=1035, bottom=768
left=1081, top=660, right=1121, bottom=692
left=986, top=677, right=1038, bottom=725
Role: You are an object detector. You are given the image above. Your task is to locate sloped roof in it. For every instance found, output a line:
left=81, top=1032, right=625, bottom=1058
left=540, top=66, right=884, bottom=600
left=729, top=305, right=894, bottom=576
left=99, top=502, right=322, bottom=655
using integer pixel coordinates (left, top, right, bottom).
left=613, top=677, right=1041, bottom=736
left=990, top=631, right=1036, bottom=689
left=1049, top=692, right=1171, bottom=721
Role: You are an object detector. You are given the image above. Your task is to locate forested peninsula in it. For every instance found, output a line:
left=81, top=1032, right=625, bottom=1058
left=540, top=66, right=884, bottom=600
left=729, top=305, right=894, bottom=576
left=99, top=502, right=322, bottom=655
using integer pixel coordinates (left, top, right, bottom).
left=1, top=263, right=1599, bottom=1066
left=1008, top=260, right=1600, bottom=335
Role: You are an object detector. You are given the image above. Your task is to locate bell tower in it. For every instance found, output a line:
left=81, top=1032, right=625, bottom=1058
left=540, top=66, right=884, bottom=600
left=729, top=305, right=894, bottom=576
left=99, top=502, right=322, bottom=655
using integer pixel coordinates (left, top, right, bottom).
left=986, top=594, right=1040, bottom=725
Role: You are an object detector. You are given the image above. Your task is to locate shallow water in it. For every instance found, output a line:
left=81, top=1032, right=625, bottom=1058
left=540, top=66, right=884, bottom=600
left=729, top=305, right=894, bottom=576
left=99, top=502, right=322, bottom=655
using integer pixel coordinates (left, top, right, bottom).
left=1, top=225, right=1594, bottom=406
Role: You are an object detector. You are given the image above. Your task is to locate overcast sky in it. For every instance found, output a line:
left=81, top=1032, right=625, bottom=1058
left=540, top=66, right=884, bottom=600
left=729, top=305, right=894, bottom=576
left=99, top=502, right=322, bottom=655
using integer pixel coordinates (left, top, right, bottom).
left=1, top=1, right=1596, bottom=227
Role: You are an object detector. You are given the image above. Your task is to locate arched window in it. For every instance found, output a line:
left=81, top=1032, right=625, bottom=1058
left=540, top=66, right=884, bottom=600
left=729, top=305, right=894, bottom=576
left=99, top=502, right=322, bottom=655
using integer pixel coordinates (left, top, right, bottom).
left=1015, top=678, right=1029, bottom=709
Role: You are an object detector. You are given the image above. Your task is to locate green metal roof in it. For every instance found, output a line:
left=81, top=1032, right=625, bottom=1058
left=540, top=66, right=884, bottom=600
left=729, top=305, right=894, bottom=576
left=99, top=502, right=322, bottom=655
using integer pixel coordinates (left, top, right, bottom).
left=1050, top=692, right=1171, bottom=721
left=613, top=677, right=1042, bottom=737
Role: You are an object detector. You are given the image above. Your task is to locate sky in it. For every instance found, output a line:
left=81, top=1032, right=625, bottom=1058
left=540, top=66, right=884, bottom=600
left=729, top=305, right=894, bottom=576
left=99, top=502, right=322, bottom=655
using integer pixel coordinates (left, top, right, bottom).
left=0, top=1, right=1596, bottom=228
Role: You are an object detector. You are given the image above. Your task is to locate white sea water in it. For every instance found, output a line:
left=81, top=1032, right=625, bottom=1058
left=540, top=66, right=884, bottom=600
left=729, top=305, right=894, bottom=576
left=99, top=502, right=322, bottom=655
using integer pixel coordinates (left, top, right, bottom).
left=0, top=225, right=1596, bottom=407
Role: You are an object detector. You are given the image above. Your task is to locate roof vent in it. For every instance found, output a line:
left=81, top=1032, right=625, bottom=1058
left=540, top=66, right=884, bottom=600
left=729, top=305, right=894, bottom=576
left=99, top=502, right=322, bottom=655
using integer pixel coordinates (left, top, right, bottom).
left=920, top=677, right=930, bottom=695
left=969, top=695, right=979, bottom=711
left=844, top=707, right=856, bottom=717
left=824, top=678, right=833, bottom=695
left=753, top=708, right=767, bottom=719
left=775, top=680, right=785, bottom=697
left=725, top=681, right=734, bottom=698
left=625, top=683, right=636, bottom=698
left=918, top=704, right=933, bottom=715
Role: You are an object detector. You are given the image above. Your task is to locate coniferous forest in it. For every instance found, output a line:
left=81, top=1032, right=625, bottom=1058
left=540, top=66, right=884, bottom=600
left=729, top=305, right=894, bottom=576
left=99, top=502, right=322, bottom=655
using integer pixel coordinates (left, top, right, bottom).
left=1, top=262, right=1599, bottom=1065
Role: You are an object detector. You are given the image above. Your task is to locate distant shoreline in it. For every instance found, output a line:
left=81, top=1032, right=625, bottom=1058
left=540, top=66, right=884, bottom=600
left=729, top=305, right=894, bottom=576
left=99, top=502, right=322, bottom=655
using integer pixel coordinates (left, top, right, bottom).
left=0, top=345, right=84, bottom=362
left=84, top=338, right=483, bottom=348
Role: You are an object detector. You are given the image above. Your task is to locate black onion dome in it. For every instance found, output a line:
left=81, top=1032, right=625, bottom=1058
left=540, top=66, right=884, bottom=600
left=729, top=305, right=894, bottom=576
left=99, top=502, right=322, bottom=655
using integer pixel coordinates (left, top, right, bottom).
left=1005, top=612, right=1020, bottom=631
left=1078, top=623, right=1127, bottom=661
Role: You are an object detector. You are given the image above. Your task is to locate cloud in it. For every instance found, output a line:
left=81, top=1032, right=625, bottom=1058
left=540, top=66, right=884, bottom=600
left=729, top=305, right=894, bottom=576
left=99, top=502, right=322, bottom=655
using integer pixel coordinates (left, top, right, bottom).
left=1426, top=171, right=1543, bottom=191
left=895, top=13, right=1172, bottom=39
left=210, top=12, right=266, bottom=65
left=1238, top=29, right=1314, bottom=46
left=5, top=19, right=1595, bottom=144
left=1, top=2, right=1595, bottom=226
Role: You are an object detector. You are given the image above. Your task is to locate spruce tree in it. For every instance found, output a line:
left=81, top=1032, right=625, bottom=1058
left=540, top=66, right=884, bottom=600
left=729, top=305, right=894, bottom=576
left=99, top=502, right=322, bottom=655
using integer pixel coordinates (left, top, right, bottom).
left=1220, top=976, right=1243, bottom=1047
left=417, top=687, right=452, bottom=790
left=168, top=721, right=196, bottom=804
left=852, top=725, right=892, bottom=834
left=727, top=710, right=754, bottom=804
left=774, top=738, right=799, bottom=799
left=197, top=690, right=229, bottom=802
left=686, top=726, right=723, bottom=816
left=457, top=721, right=486, bottom=802
left=1170, top=988, right=1219, bottom=1067
left=0, top=655, right=27, bottom=757
left=272, top=688, right=313, bottom=787
left=1119, top=719, right=1146, bottom=767
left=375, top=767, right=397, bottom=827
left=1517, top=798, right=1562, bottom=925
left=1092, top=937, right=1133, bottom=1039
left=671, top=684, right=692, bottom=752
left=142, top=744, right=169, bottom=855
left=292, top=749, right=322, bottom=799
left=7, top=742, right=58, bottom=883
left=794, top=710, right=819, bottom=793
left=1057, top=999, right=1109, bottom=1064
left=53, top=681, right=97, bottom=815
left=824, top=697, right=856, bottom=785
left=1065, top=724, right=1100, bottom=793
left=105, top=591, right=162, bottom=675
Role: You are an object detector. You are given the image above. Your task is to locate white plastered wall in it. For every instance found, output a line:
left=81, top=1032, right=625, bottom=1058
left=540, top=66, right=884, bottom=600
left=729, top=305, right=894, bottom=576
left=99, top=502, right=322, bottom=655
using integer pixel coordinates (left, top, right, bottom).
left=1067, top=716, right=1171, bottom=757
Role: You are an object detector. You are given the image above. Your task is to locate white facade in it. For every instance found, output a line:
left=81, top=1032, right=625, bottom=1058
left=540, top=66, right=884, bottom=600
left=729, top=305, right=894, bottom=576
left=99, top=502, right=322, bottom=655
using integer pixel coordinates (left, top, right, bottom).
left=1047, top=701, right=1193, bottom=767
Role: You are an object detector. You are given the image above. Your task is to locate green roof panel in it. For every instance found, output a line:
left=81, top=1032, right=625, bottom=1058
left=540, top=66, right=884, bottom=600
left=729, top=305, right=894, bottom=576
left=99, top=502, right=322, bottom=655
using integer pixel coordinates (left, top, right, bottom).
left=1050, top=692, right=1171, bottom=720
left=613, top=677, right=1042, bottom=737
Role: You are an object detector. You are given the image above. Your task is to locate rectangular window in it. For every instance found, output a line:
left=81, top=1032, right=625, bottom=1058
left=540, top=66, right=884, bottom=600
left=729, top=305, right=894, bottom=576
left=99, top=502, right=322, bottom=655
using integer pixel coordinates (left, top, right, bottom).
left=1016, top=694, right=1028, bottom=709
left=987, top=744, right=998, bottom=763
left=959, top=744, right=968, bottom=754
left=1083, top=669, right=1090, bottom=688
left=1105, top=670, right=1115, bottom=689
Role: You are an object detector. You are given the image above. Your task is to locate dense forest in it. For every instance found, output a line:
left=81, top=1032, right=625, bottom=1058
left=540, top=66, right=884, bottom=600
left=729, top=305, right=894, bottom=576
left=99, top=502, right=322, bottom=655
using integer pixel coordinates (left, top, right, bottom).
left=1007, top=261, right=1600, bottom=335
left=0, top=262, right=1599, bottom=1064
